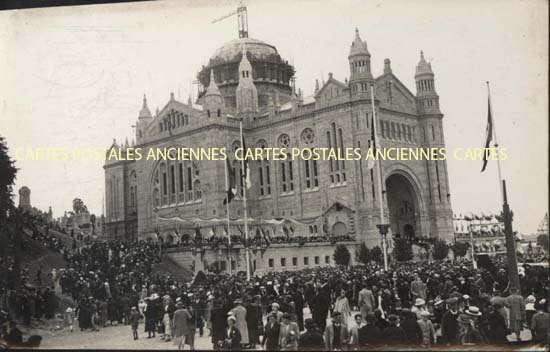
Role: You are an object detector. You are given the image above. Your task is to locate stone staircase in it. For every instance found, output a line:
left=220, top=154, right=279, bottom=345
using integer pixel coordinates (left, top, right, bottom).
left=154, top=254, right=194, bottom=282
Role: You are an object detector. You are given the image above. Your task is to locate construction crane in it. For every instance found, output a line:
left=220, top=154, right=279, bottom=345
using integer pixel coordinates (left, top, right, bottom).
left=212, top=1, right=248, bottom=38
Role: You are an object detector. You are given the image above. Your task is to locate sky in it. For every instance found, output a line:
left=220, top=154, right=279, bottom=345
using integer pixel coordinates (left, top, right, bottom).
left=0, top=0, right=547, bottom=234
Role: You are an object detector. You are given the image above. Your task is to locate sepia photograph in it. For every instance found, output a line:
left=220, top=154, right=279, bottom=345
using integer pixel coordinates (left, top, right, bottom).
left=0, top=0, right=548, bottom=350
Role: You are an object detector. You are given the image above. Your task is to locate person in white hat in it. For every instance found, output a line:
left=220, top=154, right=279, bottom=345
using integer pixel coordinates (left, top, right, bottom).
left=412, top=298, right=427, bottom=320
left=525, top=295, right=537, bottom=323
left=417, top=310, right=436, bottom=347
left=269, top=302, right=283, bottom=322
left=224, top=315, right=242, bottom=350
left=65, top=307, right=75, bottom=332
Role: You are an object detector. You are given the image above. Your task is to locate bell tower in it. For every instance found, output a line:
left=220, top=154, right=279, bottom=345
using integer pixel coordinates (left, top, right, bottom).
left=348, top=28, right=374, bottom=97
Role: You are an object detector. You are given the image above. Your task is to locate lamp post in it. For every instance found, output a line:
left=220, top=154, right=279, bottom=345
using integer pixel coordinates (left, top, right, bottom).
left=377, top=224, right=390, bottom=270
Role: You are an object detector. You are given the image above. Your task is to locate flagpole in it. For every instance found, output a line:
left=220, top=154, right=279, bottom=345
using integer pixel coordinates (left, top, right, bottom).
left=486, top=82, right=504, bottom=203
left=239, top=118, right=251, bottom=281
left=224, top=157, right=232, bottom=276
left=370, top=84, right=389, bottom=271
left=486, top=82, right=520, bottom=292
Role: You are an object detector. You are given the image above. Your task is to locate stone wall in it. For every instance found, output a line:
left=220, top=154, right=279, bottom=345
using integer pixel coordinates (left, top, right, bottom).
left=166, top=241, right=359, bottom=275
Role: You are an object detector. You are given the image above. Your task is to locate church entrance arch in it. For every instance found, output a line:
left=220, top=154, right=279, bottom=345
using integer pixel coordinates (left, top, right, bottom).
left=385, top=173, right=422, bottom=239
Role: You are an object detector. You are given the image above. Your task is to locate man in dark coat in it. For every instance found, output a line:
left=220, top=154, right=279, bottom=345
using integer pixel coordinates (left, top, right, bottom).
left=245, top=296, right=262, bottom=348
left=382, top=314, right=406, bottom=345
left=298, top=318, right=324, bottom=350
left=486, top=304, right=508, bottom=344
left=441, top=297, right=459, bottom=345
left=400, top=309, right=422, bottom=345
left=292, top=287, right=305, bottom=331
left=358, top=313, right=381, bottom=347
left=261, top=313, right=281, bottom=350
left=210, top=299, right=228, bottom=349
left=311, top=286, right=330, bottom=331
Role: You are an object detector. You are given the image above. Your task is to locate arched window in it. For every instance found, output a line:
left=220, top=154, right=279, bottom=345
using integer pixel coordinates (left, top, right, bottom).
left=327, top=123, right=346, bottom=185
left=301, top=128, right=318, bottom=189
left=159, top=163, right=167, bottom=205
left=256, top=139, right=271, bottom=196
left=278, top=134, right=294, bottom=194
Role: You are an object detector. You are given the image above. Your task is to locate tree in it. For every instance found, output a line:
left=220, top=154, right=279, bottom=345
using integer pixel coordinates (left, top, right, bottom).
left=355, top=243, right=370, bottom=265
left=451, top=241, right=470, bottom=258
left=370, top=246, right=383, bottom=264
left=537, top=234, right=549, bottom=251
left=393, top=238, right=413, bottom=262
left=72, top=198, right=88, bottom=214
left=433, top=240, right=450, bottom=260
left=333, top=244, right=351, bottom=266
left=0, top=136, right=17, bottom=222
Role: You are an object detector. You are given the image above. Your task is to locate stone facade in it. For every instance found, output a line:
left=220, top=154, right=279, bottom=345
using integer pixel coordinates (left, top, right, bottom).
left=166, top=242, right=359, bottom=275
left=103, top=30, right=454, bottom=257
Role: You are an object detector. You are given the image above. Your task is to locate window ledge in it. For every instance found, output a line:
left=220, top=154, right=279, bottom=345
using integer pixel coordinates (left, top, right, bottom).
left=303, top=187, right=319, bottom=193
left=279, top=192, right=295, bottom=197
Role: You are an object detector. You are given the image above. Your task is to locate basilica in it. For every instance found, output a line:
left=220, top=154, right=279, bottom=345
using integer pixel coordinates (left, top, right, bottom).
left=103, top=28, right=454, bottom=271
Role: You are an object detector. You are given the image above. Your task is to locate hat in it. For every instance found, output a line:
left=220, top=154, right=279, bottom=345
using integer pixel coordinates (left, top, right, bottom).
left=462, top=294, right=471, bottom=300
left=227, top=316, right=236, bottom=323
left=175, top=297, right=181, bottom=302
left=540, top=299, right=547, bottom=305
left=234, top=299, right=242, bottom=304
left=176, top=302, right=183, bottom=307
left=66, top=308, right=73, bottom=313
left=332, top=312, right=342, bottom=318
left=446, top=297, right=459, bottom=305
left=526, top=295, right=536, bottom=303
left=207, top=295, right=214, bottom=301
left=465, top=306, right=482, bottom=316
left=150, top=293, right=160, bottom=300
left=282, top=313, right=291, bottom=320
left=271, top=302, right=280, bottom=309
left=388, top=314, right=398, bottom=322
left=415, top=298, right=426, bottom=306
left=131, top=306, right=137, bottom=310
left=435, top=299, right=444, bottom=306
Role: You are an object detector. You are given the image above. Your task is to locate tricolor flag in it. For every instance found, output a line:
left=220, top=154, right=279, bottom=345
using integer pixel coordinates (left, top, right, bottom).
left=366, top=115, right=376, bottom=170
left=224, top=158, right=237, bottom=205
left=481, top=97, right=493, bottom=172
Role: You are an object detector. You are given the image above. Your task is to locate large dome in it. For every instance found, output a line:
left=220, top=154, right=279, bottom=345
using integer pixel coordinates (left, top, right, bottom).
left=209, top=37, right=279, bottom=64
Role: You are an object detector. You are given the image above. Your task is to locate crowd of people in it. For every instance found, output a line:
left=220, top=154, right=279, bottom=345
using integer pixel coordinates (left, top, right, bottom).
left=1, top=226, right=549, bottom=350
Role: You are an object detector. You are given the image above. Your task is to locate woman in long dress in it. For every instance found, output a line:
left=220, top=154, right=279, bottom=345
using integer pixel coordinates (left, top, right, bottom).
left=333, top=289, right=352, bottom=320
left=162, top=304, right=173, bottom=342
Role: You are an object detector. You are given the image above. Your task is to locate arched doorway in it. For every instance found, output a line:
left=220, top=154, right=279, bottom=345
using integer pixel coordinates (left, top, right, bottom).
left=385, top=173, right=421, bottom=239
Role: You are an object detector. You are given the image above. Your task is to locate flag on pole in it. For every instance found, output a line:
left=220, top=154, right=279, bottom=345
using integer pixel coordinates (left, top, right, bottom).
left=366, top=115, right=376, bottom=170
left=481, top=97, right=493, bottom=172
left=224, top=158, right=237, bottom=205
left=242, top=136, right=252, bottom=189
